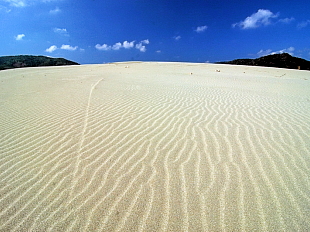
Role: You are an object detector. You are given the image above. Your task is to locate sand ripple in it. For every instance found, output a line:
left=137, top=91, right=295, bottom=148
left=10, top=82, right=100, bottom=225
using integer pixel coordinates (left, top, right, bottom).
left=0, top=63, right=310, bottom=231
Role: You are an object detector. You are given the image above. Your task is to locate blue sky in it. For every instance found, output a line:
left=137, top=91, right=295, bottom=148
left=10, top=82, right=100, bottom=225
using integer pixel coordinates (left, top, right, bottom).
left=1, top=0, right=310, bottom=64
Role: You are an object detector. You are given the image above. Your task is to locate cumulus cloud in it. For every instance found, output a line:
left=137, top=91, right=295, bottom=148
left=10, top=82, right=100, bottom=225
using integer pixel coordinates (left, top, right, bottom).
left=60, top=44, right=78, bottom=51
left=45, top=45, right=57, bottom=53
left=195, top=25, right=208, bottom=33
left=136, top=43, right=146, bottom=52
left=257, top=47, right=295, bottom=56
left=112, top=42, right=122, bottom=50
left=123, top=40, right=135, bottom=49
left=95, top=44, right=111, bottom=51
left=141, top=39, right=149, bottom=44
left=135, top=40, right=149, bottom=52
left=45, top=44, right=78, bottom=52
left=297, top=20, right=310, bottom=29
left=15, top=34, right=25, bottom=40
left=233, top=9, right=278, bottom=29
left=95, top=39, right=149, bottom=52
left=53, top=28, right=69, bottom=36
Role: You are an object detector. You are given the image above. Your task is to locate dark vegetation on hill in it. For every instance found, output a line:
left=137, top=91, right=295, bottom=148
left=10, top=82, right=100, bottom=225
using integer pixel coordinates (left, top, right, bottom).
left=0, top=55, right=79, bottom=70
left=217, top=53, right=310, bottom=71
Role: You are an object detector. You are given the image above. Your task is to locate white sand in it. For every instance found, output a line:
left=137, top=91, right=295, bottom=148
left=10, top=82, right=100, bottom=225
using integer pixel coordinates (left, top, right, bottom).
left=0, top=62, right=310, bottom=231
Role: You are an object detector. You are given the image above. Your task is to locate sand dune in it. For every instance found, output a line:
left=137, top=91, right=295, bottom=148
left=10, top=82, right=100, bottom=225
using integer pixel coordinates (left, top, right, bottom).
left=0, top=62, right=310, bottom=231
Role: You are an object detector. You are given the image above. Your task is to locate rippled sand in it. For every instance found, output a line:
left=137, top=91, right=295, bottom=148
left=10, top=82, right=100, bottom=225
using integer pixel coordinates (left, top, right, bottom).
left=0, top=62, right=310, bottom=231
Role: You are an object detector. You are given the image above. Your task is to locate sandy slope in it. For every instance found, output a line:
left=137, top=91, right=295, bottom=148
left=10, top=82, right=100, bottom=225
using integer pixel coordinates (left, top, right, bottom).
left=0, top=62, right=310, bottom=231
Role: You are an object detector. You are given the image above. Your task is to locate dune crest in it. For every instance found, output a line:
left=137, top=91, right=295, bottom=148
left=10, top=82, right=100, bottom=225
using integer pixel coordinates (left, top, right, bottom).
left=0, top=62, right=310, bottom=231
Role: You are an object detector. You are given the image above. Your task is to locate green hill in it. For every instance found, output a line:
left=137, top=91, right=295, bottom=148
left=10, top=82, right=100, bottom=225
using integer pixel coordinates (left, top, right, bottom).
left=218, top=53, right=310, bottom=71
left=0, top=55, right=79, bottom=70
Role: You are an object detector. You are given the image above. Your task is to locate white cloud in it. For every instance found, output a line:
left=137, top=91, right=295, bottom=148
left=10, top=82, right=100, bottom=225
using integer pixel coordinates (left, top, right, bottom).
left=45, top=45, right=57, bottom=53
left=135, top=40, right=149, bottom=52
left=233, top=9, right=278, bottom=29
left=45, top=44, right=79, bottom=52
left=123, top=40, right=135, bottom=49
left=61, top=44, right=78, bottom=51
left=15, top=33, right=25, bottom=40
left=112, top=42, right=122, bottom=50
left=53, top=28, right=66, bottom=33
left=96, top=39, right=149, bottom=52
left=173, top=35, right=181, bottom=41
left=3, top=0, right=26, bottom=7
left=156, top=50, right=161, bottom=53
left=53, top=28, right=69, bottom=36
left=257, top=47, right=295, bottom=57
left=136, top=39, right=150, bottom=52
left=3, top=0, right=60, bottom=7
left=257, top=49, right=272, bottom=57
left=49, top=7, right=61, bottom=14
left=141, top=39, right=149, bottom=44
left=195, top=25, right=208, bottom=33
left=297, top=20, right=310, bottom=29
left=136, top=43, right=146, bottom=52
left=95, top=44, right=111, bottom=51
left=278, top=17, right=295, bottom=24
left=271, top=47, right=295, bottom=55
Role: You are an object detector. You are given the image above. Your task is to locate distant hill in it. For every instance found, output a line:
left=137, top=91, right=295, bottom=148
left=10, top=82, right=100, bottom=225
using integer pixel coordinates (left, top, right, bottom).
left=0, top=55, right=79, bottom=70
left=218, top=53, right=310, bottom=71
